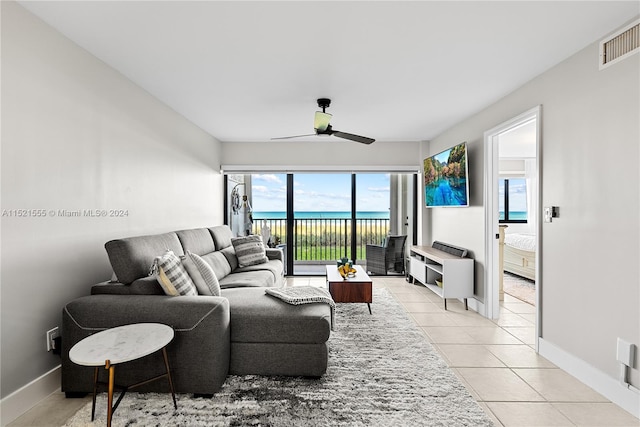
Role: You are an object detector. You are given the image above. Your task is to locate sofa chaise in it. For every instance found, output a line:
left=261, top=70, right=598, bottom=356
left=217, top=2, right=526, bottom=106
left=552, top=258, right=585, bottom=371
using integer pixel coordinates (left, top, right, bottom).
left=61, top=225, right=332, bottom=396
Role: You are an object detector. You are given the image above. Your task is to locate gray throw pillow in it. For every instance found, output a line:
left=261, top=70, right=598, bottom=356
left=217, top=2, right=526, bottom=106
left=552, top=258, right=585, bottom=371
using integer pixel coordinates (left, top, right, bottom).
left=152, top=250, right=197, bottom=296
left=182, top=251, right=221, bottom=296
left=231, top=235, right=269, bottom=267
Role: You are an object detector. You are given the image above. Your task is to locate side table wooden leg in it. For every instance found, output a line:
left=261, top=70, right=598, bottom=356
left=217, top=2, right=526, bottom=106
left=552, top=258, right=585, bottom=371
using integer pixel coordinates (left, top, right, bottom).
left=367, top=303, right=372, bottom=315
left=91, top=367, right=98, bottom=421
left=162, top=347, right=178, bottom=409
left=106, top=360, right=114, bottom=427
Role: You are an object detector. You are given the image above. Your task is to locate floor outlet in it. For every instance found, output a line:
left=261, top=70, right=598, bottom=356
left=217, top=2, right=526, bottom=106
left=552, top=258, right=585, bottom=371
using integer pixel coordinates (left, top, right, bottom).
left=47, top=327, right=60, bottom=352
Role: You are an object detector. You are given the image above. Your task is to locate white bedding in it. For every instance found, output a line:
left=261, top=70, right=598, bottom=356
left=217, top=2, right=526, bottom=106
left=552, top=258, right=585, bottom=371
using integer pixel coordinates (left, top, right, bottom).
left=504, top=233, right=536, bottom=252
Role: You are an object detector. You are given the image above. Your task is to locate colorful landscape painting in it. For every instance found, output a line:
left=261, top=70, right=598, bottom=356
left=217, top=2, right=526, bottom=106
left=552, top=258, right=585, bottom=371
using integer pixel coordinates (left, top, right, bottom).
left=423, top=142, right=469, bottom=207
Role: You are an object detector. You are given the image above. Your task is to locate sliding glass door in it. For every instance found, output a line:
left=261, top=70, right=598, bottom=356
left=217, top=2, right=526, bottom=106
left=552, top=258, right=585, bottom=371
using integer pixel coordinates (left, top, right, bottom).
left=228, top=172, right=410, bottom=276
left=292, top=173, right=353, bottom=274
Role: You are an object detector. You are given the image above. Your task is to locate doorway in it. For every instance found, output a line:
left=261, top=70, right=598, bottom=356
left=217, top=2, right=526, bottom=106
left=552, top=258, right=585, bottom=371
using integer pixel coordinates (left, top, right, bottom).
left=484, top=106, right=541, bottom=349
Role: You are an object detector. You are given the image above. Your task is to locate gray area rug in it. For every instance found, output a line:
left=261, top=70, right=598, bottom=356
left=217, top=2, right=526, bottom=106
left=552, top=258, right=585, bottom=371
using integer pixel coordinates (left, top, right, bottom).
left=64, top=288, right=494, bottom=426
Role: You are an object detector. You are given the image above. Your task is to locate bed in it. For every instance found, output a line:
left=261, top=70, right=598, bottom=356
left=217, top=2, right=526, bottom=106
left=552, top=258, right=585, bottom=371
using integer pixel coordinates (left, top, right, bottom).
left=503, top=233, right=536, bottom=281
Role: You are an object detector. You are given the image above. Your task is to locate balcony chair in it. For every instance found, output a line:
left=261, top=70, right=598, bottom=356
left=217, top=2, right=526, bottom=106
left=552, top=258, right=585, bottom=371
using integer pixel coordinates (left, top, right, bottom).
left=365, top=235, right=407, bottom=276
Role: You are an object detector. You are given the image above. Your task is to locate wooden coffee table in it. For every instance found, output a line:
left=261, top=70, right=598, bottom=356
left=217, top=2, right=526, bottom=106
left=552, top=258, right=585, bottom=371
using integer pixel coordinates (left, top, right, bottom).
left=326, top=264, right=373, bottom=314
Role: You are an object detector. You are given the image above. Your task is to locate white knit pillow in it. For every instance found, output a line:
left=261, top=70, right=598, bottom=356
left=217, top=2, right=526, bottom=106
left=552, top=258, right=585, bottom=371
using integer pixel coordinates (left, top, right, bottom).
left=152, top=250, right=197, bottom=296
left=231, top=235, right=268, bottom=267
left=182, top=251, right=221, bottom=296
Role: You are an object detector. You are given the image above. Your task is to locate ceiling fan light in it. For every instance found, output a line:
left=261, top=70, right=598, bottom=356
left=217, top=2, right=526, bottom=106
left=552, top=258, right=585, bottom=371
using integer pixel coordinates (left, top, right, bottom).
left=314, top=111, right=332, bottom=132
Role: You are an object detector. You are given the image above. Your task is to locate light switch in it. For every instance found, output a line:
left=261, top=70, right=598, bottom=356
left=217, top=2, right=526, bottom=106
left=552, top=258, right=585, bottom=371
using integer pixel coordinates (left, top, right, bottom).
left=544, top=206, right=559, bottom=223
left=544, top=207, right=552, bottom=222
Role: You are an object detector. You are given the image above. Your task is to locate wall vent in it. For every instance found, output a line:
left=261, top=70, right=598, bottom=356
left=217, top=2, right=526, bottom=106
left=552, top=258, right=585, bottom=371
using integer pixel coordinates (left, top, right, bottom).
left=599, top=19, right=639, bottom=70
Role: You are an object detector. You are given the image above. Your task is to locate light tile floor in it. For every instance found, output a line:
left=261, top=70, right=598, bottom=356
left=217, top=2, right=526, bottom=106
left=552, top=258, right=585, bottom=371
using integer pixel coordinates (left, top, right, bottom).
left=370, top=276, right=639, bottom=427
left=8, top=276, right=639, bottom=427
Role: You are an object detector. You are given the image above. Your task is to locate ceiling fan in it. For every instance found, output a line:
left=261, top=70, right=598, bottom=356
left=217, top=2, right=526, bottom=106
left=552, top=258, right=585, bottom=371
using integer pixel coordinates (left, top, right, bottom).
left=272, top=98, right=375, bottom=144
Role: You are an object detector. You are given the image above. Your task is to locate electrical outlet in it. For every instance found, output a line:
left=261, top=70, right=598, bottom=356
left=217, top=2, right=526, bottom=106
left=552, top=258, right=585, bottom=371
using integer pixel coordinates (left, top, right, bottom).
left=46, top=327, right=59, bottom=352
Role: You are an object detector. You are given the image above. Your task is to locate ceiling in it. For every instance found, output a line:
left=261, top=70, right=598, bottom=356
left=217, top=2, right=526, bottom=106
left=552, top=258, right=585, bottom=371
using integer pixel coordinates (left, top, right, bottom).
left=18, top=1, right=639, bottom=144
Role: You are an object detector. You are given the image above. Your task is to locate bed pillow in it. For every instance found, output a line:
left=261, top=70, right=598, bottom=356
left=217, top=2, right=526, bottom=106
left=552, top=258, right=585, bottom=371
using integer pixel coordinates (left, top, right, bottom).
left=231, top=235, right=269, bottom=267
left=182, top=251, right=221, bottom=296
left=152, top=250, right=197, bottom=296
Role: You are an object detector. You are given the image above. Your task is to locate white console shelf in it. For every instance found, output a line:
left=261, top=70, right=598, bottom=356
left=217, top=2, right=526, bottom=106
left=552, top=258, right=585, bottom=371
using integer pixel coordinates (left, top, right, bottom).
left=409, top=245, right=474, bottom=310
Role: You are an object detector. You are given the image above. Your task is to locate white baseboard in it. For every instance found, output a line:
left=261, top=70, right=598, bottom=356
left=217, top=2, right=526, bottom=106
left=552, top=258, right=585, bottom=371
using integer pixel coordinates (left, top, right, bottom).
left=539, top=338, right=639, bottom=419
left=467, top=297, right=485, bottom=317
left=0, top=365, right=61, bottom=427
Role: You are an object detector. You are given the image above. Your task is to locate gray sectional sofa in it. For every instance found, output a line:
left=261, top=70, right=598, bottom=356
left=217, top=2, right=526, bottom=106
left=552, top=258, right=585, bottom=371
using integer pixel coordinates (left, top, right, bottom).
left=61, top=225, right=332, bottom=396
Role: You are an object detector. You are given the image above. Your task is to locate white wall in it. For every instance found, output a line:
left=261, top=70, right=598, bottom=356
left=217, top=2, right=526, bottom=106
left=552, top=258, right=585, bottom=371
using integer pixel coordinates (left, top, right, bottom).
left=422, top=138, right=487, bottom=299
left=424, top=20, right=639, bottom=406
left=0, top=0, right=223, bottom=410
left=221, top=140, right=421, bottom=171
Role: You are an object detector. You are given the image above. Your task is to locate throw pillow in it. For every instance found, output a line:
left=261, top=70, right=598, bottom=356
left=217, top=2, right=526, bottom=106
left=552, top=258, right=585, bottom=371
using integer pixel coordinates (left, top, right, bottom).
left=152, top=250, right=197, bottom=296
left=231, top=235, right=269, bottom=267
left=182, top=251, right=221, bottom=296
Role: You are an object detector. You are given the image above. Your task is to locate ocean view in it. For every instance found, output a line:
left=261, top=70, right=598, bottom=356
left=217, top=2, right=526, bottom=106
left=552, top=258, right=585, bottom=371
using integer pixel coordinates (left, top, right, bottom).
left=499, top=211, right=528, bottom=221
left=253, top=211, right=389, bottom=220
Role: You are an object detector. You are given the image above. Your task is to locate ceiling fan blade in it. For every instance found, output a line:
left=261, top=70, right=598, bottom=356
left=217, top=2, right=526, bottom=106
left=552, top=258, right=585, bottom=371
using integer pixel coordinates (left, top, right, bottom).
left=332, top=130, right=375, bottom=145
left=271, top=134, right=317, bottom=140
left=273, top=99, right=373, bottom=144
left=314, top=111, right=332, bottom=132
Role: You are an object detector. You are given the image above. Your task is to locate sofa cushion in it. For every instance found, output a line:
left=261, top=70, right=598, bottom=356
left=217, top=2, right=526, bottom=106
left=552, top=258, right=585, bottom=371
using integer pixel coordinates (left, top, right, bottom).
left=265, top=248, right=284, bottom=262
left=176, top=228, right=216, bottom=255
left=234, top=259, right=283, bottom=283
left=105, top=232, right=184, bottom=285
left=153, top=250, right=197, bottom=296
left=127, top=276, right=165, bottom=295
left=218, top=271, right=276, bottom=289
left=91, top=277, right=165, bottom=295
left=231, top=235, right=269, bottom=267
left=183, top=251, right=221, bottom=296
left=200, top=251, right=232, bottom=281
left=222, top=287, right=332, bottom=344
left=220, top=246, right=239, bottom=271
left=209, top=225, right=233, bottom=250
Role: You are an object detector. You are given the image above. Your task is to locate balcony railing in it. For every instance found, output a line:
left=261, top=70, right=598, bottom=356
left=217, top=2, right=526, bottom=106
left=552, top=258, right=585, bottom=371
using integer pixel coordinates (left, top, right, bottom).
left=252, top=217, right=390, bottom=262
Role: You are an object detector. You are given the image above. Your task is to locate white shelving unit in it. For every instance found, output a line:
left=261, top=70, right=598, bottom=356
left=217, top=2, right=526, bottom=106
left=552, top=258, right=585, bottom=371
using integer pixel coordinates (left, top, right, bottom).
left=409, top=245, right=474, bottom=310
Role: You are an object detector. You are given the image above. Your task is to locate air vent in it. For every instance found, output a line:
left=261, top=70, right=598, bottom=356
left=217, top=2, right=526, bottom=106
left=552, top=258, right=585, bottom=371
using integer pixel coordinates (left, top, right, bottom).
left=599, top=19, right=639, bottom=70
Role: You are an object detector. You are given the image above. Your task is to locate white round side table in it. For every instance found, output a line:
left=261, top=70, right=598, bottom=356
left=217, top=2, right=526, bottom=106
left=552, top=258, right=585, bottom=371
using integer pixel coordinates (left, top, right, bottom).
left=69, top=323, right=177, bottom=427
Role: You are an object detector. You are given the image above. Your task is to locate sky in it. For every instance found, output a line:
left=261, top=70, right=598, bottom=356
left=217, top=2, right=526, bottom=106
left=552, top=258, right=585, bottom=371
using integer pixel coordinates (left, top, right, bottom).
left=250, top=173, right=390, bottom=212
left=498, top=178, right=528, bottom=213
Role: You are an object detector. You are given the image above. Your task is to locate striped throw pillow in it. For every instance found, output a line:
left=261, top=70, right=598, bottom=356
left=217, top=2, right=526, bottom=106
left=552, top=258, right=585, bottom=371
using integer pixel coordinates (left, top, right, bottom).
left=152, top=250, right=197, bottom=296
left=182, top=251, right=221, bottom=296
left=231, top=235, right=269, bottom=267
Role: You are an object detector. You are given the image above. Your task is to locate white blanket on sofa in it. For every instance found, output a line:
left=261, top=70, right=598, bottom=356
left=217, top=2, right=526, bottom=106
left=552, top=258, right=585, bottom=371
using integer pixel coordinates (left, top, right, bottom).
left=265, top=286, right=336, bottom=330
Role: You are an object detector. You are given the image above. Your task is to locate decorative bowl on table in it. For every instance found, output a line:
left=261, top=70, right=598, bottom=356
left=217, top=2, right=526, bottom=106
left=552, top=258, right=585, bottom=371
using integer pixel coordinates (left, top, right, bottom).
left=337, top=258, right=356, bottom=279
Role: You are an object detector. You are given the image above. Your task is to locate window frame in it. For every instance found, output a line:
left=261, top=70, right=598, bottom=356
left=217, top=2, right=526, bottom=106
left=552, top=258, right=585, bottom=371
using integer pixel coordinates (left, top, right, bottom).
left=499, top=178, right=528, bottom=224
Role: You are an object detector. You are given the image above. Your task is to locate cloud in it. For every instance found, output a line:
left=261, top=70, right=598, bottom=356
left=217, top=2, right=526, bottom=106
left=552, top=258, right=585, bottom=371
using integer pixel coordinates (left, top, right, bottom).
left=252, top=185, right=269, bottom=193
left=368, top=186, right=390, bottom=192
left=254, top=174, right=283, bottom=184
